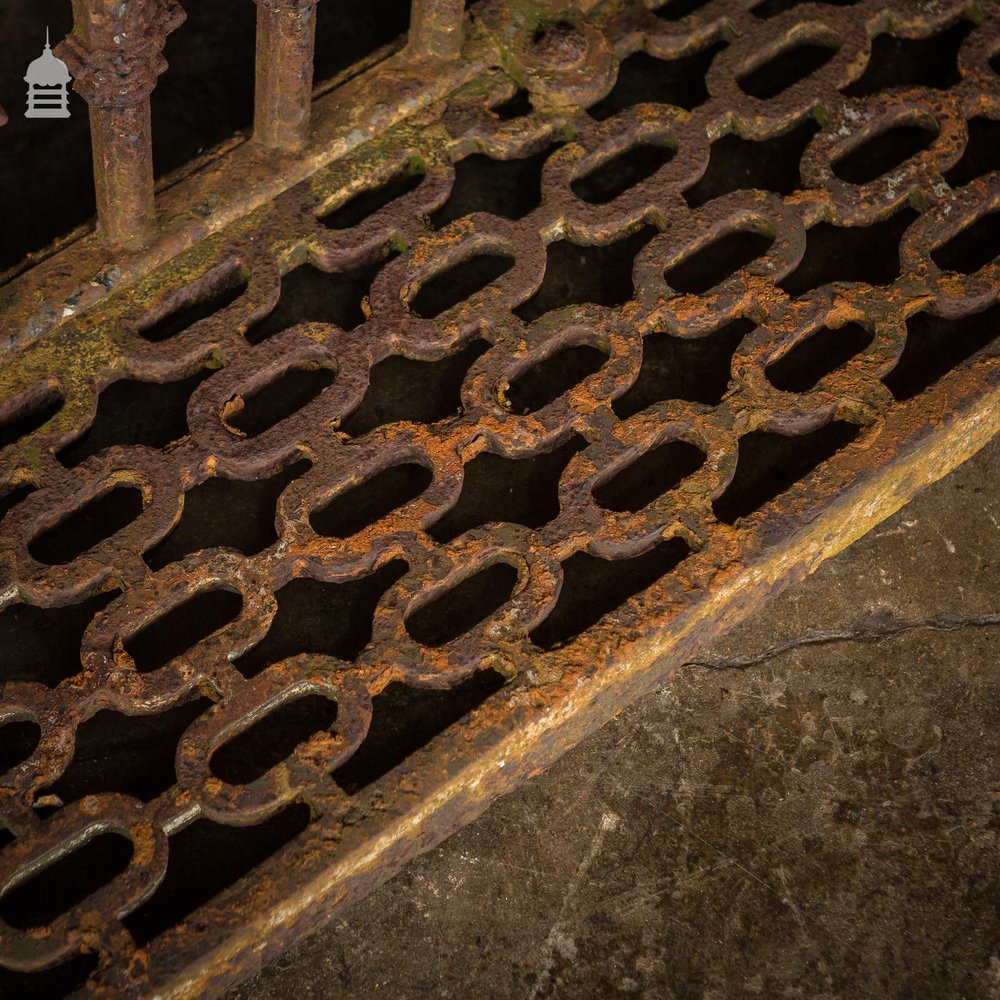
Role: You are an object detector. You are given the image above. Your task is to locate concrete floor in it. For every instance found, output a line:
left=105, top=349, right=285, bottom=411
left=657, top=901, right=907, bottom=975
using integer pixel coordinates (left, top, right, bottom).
left=227, top=436, right=1000, bottom=1000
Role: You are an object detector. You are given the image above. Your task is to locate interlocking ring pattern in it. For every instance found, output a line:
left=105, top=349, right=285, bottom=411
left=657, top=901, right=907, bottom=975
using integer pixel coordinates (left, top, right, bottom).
left=1, top=0, right=999, bottom=994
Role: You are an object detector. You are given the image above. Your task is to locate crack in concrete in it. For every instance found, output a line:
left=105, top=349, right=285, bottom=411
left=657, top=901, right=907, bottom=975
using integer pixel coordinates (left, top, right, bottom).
left=684, top=612, right=1000, bottom=672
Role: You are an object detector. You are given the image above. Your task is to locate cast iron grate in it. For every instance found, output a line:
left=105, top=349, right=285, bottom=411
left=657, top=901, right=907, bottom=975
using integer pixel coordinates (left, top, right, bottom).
left=1, top=0, right=999, bottom=996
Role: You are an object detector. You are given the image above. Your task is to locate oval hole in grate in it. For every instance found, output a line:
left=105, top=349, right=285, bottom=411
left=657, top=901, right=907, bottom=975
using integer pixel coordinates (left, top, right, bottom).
left=0, top=950, right=98, bottom=1000
left=0, top=719, right=40, bottom=774
left=738, top=41, right=839, bottom=100
left=210, top=694, right=339, bottom=785
left=515, top=227, right=657, bottom=323
left=0, top=831, right=134, bottom=929
left=409, top=253, right=515, bottom=319
left=883, top=299, right=1000, bottom=401
left=833, top=123, right=937, bottom=185
left=778, top=207, right=916, bottom=295
left=684, top=119, right=819, bottom=207
left=428, top=435, right=587, bottom=542
left=505, top=343, right=608, bottom=415
left=0, top=591, right=117, bottom=689
left=431, top=149, right=552, bottom=227
left=122, top=803, right=309, bottom=945
left=405, top=562, right=518, bottom=648
left=144, top=459, right=312, bottom=570
left=319, top=161, right=425, bottom=230
left=766, top=322, right=873, bottom=393
left=593, top=439, right=705, bottom=512
left=0, top=484, right=36, bottom=531
left=665, top=228, right=774, bottom=295
left=655, top=0, right=711, bottom=20
left=28, top=486, right=144, bottom=566
left=945, top=117, right=1000, bottom=188
left=931, top=210, right=1000, bottom=275
left=234, top=561, right=407, bottom=678
left=310, top=462, right=433, bottom=538
left=42, top=697, right=212, bottom=805
left=341, top=339, right=489, bottom=436
left=613, top=318, right=755, bottom=416
left=713, top=420, right=860, bottom=523
left=752, top=0, right=859, bottom=16
left=530, top=536, right=691, bottom=649
left=843, top=21, right=972, bottom=98
left=125, top=589, right=243, bottom=674
left=571, top=141, right=677, bottom=204
left=589, top=46, right=722, bottom=119
left=226, top=365, right=336, bottom=438
left=0, top=382, right=64, bottom=451
left=490, top=88, right=532, bottom=120
left=58, top=369, right=214, bottom=468
left=333, top=668, right=505, bottom=794
left=138, top=262, right=248, bottom=343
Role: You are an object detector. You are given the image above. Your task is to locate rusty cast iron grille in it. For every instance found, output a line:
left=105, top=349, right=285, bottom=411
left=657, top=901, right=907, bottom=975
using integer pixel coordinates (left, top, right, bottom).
left=1, top=0, right=999, bottom=996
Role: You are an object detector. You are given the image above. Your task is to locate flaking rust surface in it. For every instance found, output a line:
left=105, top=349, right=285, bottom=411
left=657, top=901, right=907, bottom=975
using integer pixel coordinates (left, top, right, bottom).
left=0, top=0, right=999, bottom=997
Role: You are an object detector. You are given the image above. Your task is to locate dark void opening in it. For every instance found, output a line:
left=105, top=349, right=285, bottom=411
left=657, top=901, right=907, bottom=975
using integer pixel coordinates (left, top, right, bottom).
left=341, top=339, right=489, bottom=436
left=931, top=212, right=1000, bottom=276
left=0, top=951, right=98, bottom=1000
left=766, top=322, right=874, bottom=393
left=226, top=366, right=336, bottom=438
left=0, top=383, right=64, bottom=451
left=144, top=459, right=312, bottom=570
left=333, top=669, right=506, bottom=794
left=235, top=561, right=407, bottom=678
left=593, top=439, right=705, bottom=512
left=210, top=695, right=339, bottom=785
left=124, top=589, right=243, bottom=673
left=123, top=803, right=310, bottom=945
left=515, top=227, right=657, bottom=323
left=58, top=370, right=213, bottom=467
left=884, top=299, right=1000, bottom=401
left=310, top=463, right=433, bottom=538
left=137, top=264, right=248, bottom=343
left=531, top=536, right=691, bottom=649
left=713, top=421, right=860, bottom=523
left=833, top=123, right=937, bottom=186
left=432, top=149, right=554, bottom=227
left=588, top=44, right=723, bottom=119
left=429, top=435, right=587, bottom=542
left=666, top=229, right=774, bottom=294
left=613, top=318, right=754, bottom=416
left=41, top=697, right=212, bottom=805
left=409, top=254, right=515, bottom=319
left=739, top=42, right=838, bottom=100
left=0, top=719, right=41, bottom=774
left=0, top=832, right=134, bottom=929
left=0, top=591, right=117, bottom=688
left=505, top=344, right=609, bottom=414
left=320, top=160, right=425, bottom=231
left=28, top=487, right=144, bottom=565
left=405, top=563, right=519, bottom=647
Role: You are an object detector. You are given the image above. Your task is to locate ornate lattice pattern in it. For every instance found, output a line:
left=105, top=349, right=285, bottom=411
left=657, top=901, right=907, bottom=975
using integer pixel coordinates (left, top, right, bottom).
left=1, top=0, right=999, bottom=995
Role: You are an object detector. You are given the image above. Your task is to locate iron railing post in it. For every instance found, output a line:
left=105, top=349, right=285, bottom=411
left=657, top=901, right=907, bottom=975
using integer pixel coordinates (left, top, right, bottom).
left=59, top=0, right=185, bottom=251
left=408, top=0, right=465, bottom=60
left=253, top=0, right=321, bottom=152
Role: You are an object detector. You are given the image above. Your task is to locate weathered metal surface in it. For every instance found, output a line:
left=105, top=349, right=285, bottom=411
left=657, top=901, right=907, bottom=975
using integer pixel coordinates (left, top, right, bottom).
left=1, top=0, right=999, bottom=997
left=253, top=0, right=321, bottom=152
left=60, top=0, right=186, bottom=249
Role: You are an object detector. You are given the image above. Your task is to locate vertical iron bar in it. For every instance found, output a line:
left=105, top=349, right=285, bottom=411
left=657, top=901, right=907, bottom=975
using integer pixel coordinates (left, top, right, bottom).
left=409, top=0, right=465, bottom=60
left=59, top=0, right=185, bottom=250
left=253, top=0, right=320, bottom=152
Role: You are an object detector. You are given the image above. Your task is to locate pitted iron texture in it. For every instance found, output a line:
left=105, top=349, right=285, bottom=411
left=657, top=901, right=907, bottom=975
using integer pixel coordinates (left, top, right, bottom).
left=1, top=1, right=999, bottom=997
